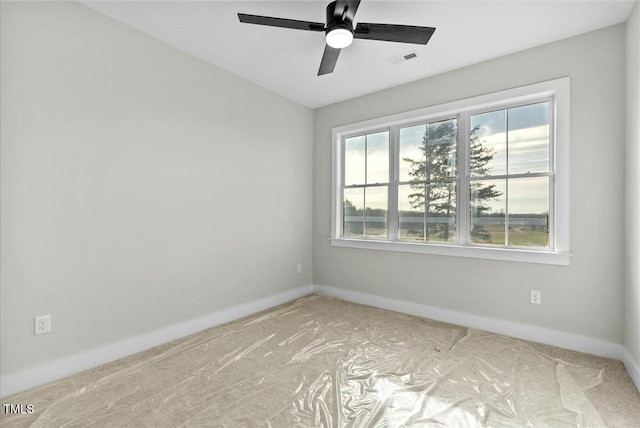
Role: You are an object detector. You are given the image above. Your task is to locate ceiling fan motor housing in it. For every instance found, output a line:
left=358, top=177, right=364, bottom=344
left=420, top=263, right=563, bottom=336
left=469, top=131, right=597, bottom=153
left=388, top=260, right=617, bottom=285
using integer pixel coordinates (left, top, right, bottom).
left=326, top=1, right=354, bottom=34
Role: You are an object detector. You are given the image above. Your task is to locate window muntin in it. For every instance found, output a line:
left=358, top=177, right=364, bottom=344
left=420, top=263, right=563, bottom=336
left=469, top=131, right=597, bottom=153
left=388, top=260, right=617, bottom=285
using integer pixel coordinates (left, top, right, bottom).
left=331, top=78, right=569, bottom=264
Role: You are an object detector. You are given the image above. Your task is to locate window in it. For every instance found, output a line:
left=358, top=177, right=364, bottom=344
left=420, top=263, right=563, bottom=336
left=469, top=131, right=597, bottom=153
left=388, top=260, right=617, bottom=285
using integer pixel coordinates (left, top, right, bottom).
left=331, top=78, right=570, bottom=265
left=343, top=131, right=390, bottom=239
left=397, top=118, right=458, bottom=243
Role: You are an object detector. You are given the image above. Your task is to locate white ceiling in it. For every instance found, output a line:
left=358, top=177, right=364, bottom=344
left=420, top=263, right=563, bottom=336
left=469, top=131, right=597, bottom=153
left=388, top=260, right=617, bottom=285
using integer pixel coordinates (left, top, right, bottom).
left=83, top=0, right=634, bottom=108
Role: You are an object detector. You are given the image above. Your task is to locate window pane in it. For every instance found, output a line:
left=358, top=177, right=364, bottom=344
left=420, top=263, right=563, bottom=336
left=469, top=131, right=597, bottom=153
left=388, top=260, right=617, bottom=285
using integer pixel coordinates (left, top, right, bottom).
left=426, top=182, right=456, bottom=243
left=470, top=179, right=506, bottom=245
left=470, top=110, right=506, bottom=177
left=426, top=119, right=457, bottom=181
left=366, top=132, right=389, bottom=184
left=507, top=102, right=550, bottom=174
left=508, top=177, right=550, bottom=247
left=365, top=186, right=387, bottom=238
left=399, top=125, right=426, bottom=183
left=398, top=184, right=425, bottom=240
left=398, top=182, right=456, bottom=242
left=343, top=188, right=363, bottom=237
left=344, top=136, right=365, bottom=186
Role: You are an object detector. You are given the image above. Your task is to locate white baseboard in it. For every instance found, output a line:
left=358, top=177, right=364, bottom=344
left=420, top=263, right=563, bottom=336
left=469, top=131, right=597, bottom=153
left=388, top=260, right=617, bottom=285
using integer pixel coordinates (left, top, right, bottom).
left=0, top=285, right=313, bottom=398
left=621, top=348, right=640, bottom=393
left=3, top=284, right=638, bottom=398
left=313, top=285, right=624, bottom=360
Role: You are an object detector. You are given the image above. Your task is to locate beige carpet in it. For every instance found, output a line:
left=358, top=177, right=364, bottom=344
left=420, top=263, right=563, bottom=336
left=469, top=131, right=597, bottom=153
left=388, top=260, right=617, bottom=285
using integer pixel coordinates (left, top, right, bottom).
left=2, top=295, right=639, bottom=427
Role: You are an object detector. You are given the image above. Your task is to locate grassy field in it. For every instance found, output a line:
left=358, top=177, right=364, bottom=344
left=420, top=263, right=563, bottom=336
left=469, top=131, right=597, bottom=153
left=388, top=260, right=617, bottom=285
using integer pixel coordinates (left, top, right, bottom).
left=478, top=224, right=549, bottom=248
left=347, top=221, right=549, bottom=248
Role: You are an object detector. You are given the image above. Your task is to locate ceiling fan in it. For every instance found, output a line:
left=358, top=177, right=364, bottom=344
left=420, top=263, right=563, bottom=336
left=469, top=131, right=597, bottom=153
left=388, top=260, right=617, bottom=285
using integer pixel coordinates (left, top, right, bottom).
left=238, top=0, right=436, bottom=76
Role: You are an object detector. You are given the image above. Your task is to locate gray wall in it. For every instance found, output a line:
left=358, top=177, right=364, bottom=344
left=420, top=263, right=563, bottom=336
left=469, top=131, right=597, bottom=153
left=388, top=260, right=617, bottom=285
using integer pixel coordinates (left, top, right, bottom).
left=1, top=0, right=634, bottom=381
left=313, top=25, right=626, bottom=343
left=625, top=2, right=640, bottom=365
left=0, top=2, right=313, bottom=375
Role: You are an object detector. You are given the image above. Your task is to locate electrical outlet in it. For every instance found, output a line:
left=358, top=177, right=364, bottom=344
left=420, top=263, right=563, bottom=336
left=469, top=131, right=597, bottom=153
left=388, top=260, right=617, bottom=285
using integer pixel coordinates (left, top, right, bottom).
left=34, top=315, right=51, bottom=335
left=530, top=290, right=542, bottom=305
left=297, top=264, right=302, bottom=274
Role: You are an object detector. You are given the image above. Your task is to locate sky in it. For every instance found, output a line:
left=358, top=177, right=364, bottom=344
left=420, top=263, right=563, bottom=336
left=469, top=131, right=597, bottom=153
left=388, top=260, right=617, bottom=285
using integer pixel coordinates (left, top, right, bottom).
left=344, top=102, right=550, bottom=216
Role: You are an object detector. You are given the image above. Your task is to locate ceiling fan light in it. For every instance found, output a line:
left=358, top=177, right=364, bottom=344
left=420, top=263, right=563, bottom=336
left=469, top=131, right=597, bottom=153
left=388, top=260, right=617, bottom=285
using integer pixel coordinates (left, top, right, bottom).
left=326, top=28, right=353, bottom=49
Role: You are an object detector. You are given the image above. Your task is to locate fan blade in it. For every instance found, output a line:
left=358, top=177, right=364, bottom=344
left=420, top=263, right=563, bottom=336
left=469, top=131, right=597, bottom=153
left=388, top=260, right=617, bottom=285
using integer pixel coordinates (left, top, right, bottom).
left=238, top=13, right=325, bottom=32
left=334, top=0, right=361, bottom=22
left=354, top=23, right=435, bottom=44
left=318, top=45, right=341, bottom=76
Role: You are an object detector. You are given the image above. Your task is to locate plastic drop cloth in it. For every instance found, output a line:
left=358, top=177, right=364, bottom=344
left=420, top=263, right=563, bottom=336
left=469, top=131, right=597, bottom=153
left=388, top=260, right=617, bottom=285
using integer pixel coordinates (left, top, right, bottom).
left=2, top=295, right=608, bottom=427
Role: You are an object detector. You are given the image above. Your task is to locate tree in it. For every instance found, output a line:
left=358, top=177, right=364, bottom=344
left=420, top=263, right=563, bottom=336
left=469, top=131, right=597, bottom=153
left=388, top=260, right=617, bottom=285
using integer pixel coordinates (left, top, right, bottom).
left=343, top=198, right=387, bottom=237
left=343, top=198, right=362, bottom=235
left=403, top=122, right=502, bottom=242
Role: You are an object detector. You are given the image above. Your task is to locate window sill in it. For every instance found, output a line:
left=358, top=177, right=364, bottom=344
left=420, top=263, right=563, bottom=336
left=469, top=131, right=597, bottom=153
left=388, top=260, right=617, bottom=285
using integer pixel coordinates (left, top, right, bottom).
left=330, top=238, right=571, bottom=266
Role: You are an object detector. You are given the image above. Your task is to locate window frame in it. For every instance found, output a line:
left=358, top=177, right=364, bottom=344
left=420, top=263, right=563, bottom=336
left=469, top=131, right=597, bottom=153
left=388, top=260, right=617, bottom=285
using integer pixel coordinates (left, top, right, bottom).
left=341, top=129, right=391, bottom=239
left=330, top=78, right=571, bottom=265
left=463, top=100, right=555, bottom=249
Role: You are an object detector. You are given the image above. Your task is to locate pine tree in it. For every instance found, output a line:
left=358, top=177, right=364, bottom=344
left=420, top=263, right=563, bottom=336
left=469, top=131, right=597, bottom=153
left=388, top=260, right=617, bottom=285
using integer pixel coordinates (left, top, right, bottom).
left=403, top=122, right=502, bottom=241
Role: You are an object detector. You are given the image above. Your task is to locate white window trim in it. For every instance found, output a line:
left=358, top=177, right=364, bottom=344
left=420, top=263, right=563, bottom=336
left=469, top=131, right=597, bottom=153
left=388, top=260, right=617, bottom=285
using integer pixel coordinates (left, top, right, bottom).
left=330, top=77, right=571, bottom=266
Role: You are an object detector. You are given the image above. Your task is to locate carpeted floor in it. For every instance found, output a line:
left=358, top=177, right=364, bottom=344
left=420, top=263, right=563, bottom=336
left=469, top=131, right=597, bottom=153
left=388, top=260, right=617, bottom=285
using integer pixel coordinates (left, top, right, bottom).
left=2, top=295, right=639, bottom=427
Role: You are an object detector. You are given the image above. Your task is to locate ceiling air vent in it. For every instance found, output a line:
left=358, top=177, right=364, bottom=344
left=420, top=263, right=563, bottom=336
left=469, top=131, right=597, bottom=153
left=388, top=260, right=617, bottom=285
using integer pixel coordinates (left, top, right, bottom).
left=388, top=50, right=418, bottom=65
